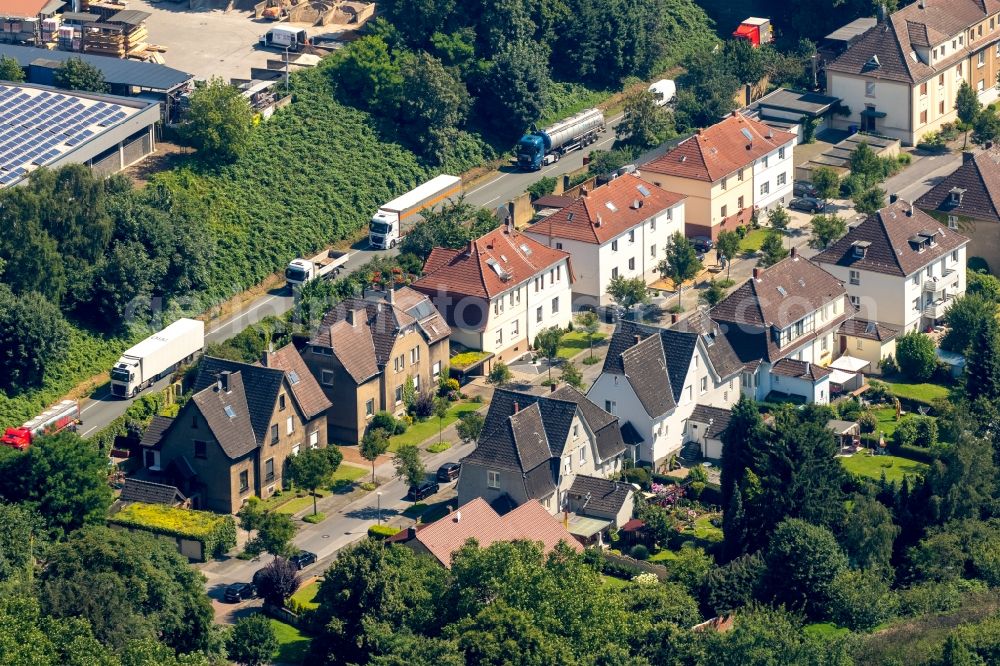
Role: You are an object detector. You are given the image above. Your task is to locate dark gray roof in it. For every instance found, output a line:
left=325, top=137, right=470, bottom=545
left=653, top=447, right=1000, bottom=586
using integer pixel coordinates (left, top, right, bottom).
left=550, top=385, right=626, bottom=461
left=139, top=415, right=174, bottom=449
left=839, top=318, right=900, bottom=342
left=689, top=405, right=732, bottom=440
left=510, top=404, right=554, bottom=471
left=523, top=465, right=557, bottom=500
left=569, top=475, right=631, bottom=517
left=671, top=310, right=743, bottom=379
left=120, top=478, right=185, bottom=505
left=107, top=9, right=149, bottom=25
left=0, top=43, right=191, bottom=90
left=194, top=356, right=286, bottom=444
left=771, top=358, right=832, bottom=381
left=192, top=371, right=258, bottom=460
left=622, top=334, right=674, bottom=418
left=620, top=421, right=643, bottom=445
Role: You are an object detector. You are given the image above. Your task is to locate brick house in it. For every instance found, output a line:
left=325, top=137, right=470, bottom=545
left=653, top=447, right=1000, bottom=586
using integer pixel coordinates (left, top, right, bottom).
left=302, top=287, right=451, bottom=444
left=136, top=344, right=331, bottom=514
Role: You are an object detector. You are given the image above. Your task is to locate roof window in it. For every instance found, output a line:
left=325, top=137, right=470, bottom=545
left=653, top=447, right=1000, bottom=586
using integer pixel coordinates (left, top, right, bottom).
left=605, top=201, right=618, bottom=212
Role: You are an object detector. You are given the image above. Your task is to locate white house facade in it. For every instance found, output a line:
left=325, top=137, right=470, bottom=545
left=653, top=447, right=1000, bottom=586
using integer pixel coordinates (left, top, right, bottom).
left=752, top=137, right=797, bottom=211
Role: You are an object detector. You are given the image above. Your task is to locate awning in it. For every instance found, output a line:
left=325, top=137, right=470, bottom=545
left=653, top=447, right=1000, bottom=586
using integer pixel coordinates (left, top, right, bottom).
left=829, top=369, right=857, bottom=385
left=829, top=355, right=869, bottom=372
left=827, top=419, right=859, bottom=435
left=860, top=108, right=887, bottom=118
left=566, top=515, right=611, bottom=538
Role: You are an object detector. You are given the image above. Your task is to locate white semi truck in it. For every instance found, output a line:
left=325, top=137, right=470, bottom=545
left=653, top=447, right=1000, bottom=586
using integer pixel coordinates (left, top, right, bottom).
left=110, top=318, right=205, bottom=398
left=285, top=249, right=352, bottom=289
left=368, top=174, right=462, bottom=250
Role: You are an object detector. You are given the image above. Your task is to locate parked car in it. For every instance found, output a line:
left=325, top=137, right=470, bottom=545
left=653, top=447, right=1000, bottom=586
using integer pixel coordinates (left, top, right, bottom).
left=788, top=197, right=825, bottom=213
left=223, top=582, right=257, bottom=603
left=793, top=180, right=818, bottom=198
left=691, top=236, right=714, bottom=253
left=437, top=462, right=461, bottom=482
left=408, top=479, right=441, bottom=501
left=289, top=551, right=317, bottom=570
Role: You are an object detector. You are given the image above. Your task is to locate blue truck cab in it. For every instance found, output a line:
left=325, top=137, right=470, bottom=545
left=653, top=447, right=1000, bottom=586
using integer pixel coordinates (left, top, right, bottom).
left=517, top=133, right=546, bottom=171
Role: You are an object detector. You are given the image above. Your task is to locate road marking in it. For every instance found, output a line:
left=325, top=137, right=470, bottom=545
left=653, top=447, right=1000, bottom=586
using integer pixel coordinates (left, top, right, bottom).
left=467, top=172, right=509, bottom=197
left=81, top=424, right=99, bottom=437
left=482, top=195, right=501, bottom=205
left=208, top=293, right=283, bottom=336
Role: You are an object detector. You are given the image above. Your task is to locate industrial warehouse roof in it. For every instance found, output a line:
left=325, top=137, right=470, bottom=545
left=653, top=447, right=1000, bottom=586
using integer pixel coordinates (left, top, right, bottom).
left=0, top=83, right=149, bottom=187
left=0, top=0, right=62, bottom=19
left=0, top=43, right=192, bottom=91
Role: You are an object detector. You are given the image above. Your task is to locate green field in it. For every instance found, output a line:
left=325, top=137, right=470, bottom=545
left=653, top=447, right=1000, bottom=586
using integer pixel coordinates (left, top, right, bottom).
left=804, top=622, right=851, bottom=641
left=269, top=619, right=311, bottom=665
left=388, top=402, right=482, bottom=450
left=557, top=331, right=607, bottom=360
left=884, top=380, right=950, bottom=405
left=840, top=452, right=928, bottom=484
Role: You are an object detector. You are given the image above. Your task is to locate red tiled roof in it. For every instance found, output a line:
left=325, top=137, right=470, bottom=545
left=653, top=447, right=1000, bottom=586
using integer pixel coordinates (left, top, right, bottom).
left=413, top=497, right=581, bottom=567
left=0, top=0, right=50, bottom=19
left=642, top=113, right=796, bottom=183
left=413, top=226, right=571, bottom=299
left=525, top=174, right=685, bottom=245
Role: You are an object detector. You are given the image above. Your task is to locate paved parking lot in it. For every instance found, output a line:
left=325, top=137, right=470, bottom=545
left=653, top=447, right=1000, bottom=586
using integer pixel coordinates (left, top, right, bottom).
left=132, top=0, right=333, bottom=81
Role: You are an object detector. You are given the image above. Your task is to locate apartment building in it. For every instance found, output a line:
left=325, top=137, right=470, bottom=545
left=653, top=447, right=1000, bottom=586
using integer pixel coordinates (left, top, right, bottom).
left=523, top=174, right=684, bottom=308
left=411, top=224, right=572, bottom=363
left=640, top=112, right=796, bottom=239
left=303, top=287, right=451, bottom=444
left=827, top=0, right=1000, bottom=145
left=814, top=199, right=968, bottom=333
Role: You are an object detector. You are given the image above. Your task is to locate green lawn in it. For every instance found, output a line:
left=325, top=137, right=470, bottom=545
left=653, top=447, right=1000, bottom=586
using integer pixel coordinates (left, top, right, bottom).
left=329, top=464, right=367, bottom=492
left=269, top=619, right=311, bottom=665
left=883, top=380, right=950, bottom=405
left=689, top=514, right=723, bottom=544
left=275, top=494, right=320, bottom=515
left=739, top=228, right=769, bottom=252
left=290, top=580, right=320, bottom=610
left=601, top=574, right=634, bottom=589
left=840, top=452, right=928, bottom=483
left=871, top=407, right=904, bottom=438
left=804, top=622, right=851, bottom=641
left=388, top=402, right=482, bottom=450
left=557, top=330, right=607, bottom=360
left=648, top=549, right=679, bottom=563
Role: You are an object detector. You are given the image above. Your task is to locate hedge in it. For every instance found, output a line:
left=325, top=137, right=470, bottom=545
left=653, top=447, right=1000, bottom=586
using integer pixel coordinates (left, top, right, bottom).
left=109, top=502, right=237, bottom=559
left=367, top=524, right=400, bottom=540
left=887, top=442, right=936, bottom=464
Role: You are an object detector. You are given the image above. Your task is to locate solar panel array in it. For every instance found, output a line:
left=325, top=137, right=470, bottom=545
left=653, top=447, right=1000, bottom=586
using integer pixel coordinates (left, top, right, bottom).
left=0, top=84, right=132, bottom=186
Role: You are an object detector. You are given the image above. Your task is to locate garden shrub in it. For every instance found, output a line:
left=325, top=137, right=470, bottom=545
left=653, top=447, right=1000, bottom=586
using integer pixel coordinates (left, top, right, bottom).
left=109, top=502, right=237, bottom=559
left=629, top=544, right=650, bottom=560
left=367, top=524, right=400, bottom=540
left=895, top=331, right=937, bottom=381
left=838, top=398, right=862, bottom=421
left=857, top=410, right=878, bottom=433
left=624, top=467, right=651, bottom=489
left=410, top=392, right=435, bottom=420
left=370, top=411, right=399, bottom=434
left=867, top=379, right=892, bottom=404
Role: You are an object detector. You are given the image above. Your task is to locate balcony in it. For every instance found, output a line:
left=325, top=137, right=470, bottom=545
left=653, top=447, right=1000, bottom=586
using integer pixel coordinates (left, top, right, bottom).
left=922, top=269, right=958, bottom=293
left=923, top=295, right=954, bottom=320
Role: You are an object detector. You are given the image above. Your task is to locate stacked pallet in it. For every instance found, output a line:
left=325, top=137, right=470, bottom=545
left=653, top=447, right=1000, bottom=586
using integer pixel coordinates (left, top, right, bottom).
left=82, top=9, right=150, bottom=59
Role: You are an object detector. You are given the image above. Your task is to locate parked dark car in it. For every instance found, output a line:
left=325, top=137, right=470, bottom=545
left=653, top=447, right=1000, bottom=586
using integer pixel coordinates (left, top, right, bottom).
left=437, top=462, right=461, bottom=482
left=793, top=180, right=818, bottom=198
left=223, top=582, right=257, bottom=603
left=408, top=479, right=441, bottom=501
left=289, top=551, right=317, bottom=570
left=788, top=197, right=825, bottom=213
left=691, top=236, right=714, bottom=253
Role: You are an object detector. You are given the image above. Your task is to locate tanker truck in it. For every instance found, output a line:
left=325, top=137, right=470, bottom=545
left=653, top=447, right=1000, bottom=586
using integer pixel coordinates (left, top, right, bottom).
left=516, top=108, right=606, bottom=171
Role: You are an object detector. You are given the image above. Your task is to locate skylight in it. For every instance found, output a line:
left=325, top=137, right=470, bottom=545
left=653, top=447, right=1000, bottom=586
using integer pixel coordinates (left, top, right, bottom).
left=519, top=243, right=533, bottom=256
left=224, top=405, right=236, bottom=419
left=288, top=370, right=300, bottom=385
left=776, top=286, right=787, bottom=296
left=605, top=201, right=618, bottom=212
left=740, top=128, right=754, bottom=142
left=637, top=184, right=651, bottom=197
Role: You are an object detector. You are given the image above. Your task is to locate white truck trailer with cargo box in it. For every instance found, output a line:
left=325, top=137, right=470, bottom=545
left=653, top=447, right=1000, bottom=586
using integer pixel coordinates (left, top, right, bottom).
left=110, top=318, right=205, bottom=398
left=285, top=249, right=352, bottom=289
left=368, top=174, right=462, bottom=249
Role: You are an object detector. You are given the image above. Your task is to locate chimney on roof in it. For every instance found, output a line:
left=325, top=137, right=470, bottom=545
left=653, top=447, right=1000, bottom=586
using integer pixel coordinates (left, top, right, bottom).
left=878, top=2, right=889, bottom=21
left=963, top=151, right=976, bottom=164
left=889, top=193, right=899, bottom=204
left=906, top=202, right=913, bottom=216
left=987, top=142, right=994, bottom=150
left=513, top=401, right=520, bottom=414
left=581, top=186, right=589, bottom=197
left=218, top=371, right=231, bottom=393
left=753, top=267, right=761, bottom=280
left=805, top=362, right=811, bottom=376
left=634, top=334, right=642, bottom=346
left=631, top=199, right=642, bottom=209
left=467, top=240, right=475, bottom=255
left=671, top=313, right=679, bottom=324
left=504, top=219, right=512, bottom=235
left=731, top=111, right=738, bottom=118
left=454, top=510, right=461, bottom=523
left=550, top=382, right=558, bottom=393
left=790, top=246, right=798, bottom=259
left=696, top=128, right=702, bottom=135
left=916, top=0, right=924, bottom=9
left=387, top=287, right=395, bottom=306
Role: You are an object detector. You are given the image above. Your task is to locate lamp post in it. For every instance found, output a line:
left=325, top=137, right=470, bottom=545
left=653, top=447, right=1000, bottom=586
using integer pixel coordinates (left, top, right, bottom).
left=376, top=491, right=382, bottom=526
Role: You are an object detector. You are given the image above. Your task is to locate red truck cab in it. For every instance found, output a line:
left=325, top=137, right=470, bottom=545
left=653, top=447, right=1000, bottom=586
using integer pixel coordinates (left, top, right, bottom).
left=1, top=400, right=81, bottom=451
left=0, top=427, right=31, bottom=450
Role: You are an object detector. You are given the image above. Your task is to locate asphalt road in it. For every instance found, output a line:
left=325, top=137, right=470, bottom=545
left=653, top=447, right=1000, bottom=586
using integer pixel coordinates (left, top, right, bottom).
left=78, top=114, right=627, bottom=437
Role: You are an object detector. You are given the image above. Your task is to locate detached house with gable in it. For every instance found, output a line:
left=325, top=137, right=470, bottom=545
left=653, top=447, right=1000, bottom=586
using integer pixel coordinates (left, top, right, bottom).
left=587, top=312, right=743, bottom=467
left=826, top=0, right=1000, bottom=146
left=814, top=199, right=968, bottom=335
left=523, top=174, right=684, bottom=308
left=915, top=149, right=1000, bottom=271
left=640, top=112, right=796, bottom=240
left=303, top=287, right=451, bottom=444
left=136, top=345, right=331, bottom=514
left=411, top=224, right=572, bottom=363
left=457, top=386, right=634, bottom=538
left=710, top=251, right=853, bottom=406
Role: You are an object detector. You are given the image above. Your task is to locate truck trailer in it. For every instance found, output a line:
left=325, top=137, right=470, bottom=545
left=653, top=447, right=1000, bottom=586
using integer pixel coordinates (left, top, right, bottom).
left=285, top=249, right=352, bottom=289
left=1, top=400, right=80, bottom=450
left=110, top=318, right=205, bottom=398
left=517, top=108, right=606, bottom=171
left=369, top=174, right=462, bottom=249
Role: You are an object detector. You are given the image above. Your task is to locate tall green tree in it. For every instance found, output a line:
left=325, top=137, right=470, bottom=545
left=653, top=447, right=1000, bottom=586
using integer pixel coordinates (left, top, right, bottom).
left=839, top=494, right=899, bottom=573
left=486, top=360, right=513, bottom=387
left=963, top=317, right=1000, bottom=404
left=896, top=331, right=938, bottom=382
left=767, top=207, right=790, bottom=232
left=701, top=279, right=726, bottom=307
left=758, top=231, right=788, bottom=267
left=396, top=51, right=471, bottom=162
left=956, top=80, right=982, bottom=148
left=360, top=428, right=390, bottom=483
left=253, top=557, right=300, bottom=608
left=560, top=360, right=583, bottom=389
left=764, top=519, right=848, bottom=618
left=0, top=432, right=112, bottom=535
left=809, top=214, right=848, bottom=249
left=456, top=412, right=485, bottom=444
left=227, top=614, right=278, bottom=666
left=393, top=444, right=426, bottom=490
left=39, top=525, right=214, bottom=653
left=534, top=325, right=564, bottom=383
left=434, top=397, right=449, bottom=443
left=475, top=40, right=550, bottom=135
left=972, top=105, right=1000, bottom=147
left=942, top=294, right=997, bottom=354
left=616, top=89, right=674, bottom=148
left=926, top=429, right=997, bottom=523
left=254, top=512, right=297, bottom=558
left=0, top=55, right=24, bottom=82
left=330, top=35, right=402, bottom=107
left=849, top=141, right=881, bottom=188
left=659, top=232, right=703, bottom=308
left=811, top=167, right=840, bottom=200
left=53, top=57, right=108, bottom=93
left=0, top=502, right=44, bottom=588
left=853, top=186, right=886, bottom=215
left=181, top=77, right=254, bottom=164
left=288, top=447, right=342, bottom=516
left=0, top=287, right=70, bottom=391
left=715, top=229, right=741, bottom=280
